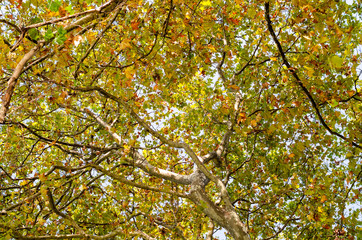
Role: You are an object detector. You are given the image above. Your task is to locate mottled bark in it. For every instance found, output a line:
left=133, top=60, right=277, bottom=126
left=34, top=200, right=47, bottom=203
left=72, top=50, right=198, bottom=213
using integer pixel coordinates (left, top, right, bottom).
left=189, top=170, right=250, bottom=240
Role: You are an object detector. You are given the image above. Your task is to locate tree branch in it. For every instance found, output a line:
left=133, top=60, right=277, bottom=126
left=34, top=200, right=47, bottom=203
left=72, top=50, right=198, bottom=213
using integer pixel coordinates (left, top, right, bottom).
left=45, top=188, right=85, bottom=234
left=264, top=2, right=361, bottom=149
left=83, top=107, right=192, bottom=185
left=88, top=163, right=190, bottom=199
left=0, top=42, right=43, bottom=123
left=74, top=6, right=123, bottom=78
left=0, top=0, right=124, bottom=122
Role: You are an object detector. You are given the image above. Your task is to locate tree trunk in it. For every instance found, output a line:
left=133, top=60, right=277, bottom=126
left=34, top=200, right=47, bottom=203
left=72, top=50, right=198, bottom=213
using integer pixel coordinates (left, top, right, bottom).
left=189, top=171, right=250, bottom=240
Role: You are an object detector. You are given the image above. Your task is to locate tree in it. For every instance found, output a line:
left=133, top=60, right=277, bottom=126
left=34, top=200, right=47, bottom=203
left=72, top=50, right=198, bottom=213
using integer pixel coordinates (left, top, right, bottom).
left=0, top=0, right=361, bottom=239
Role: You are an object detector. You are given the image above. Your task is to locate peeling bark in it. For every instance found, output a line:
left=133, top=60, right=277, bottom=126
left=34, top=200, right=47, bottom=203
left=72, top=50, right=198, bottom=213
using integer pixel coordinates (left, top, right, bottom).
left=188, top=170, right=250, bottom=240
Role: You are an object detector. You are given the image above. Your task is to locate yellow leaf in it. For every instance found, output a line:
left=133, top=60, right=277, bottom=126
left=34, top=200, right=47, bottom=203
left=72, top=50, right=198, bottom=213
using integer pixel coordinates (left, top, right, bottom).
left=5, top=233, right=11, bottom=240
left=251, top=120, right=257, bottom=127
left=208, top=45, right=216, bottom=52
left=267, top=124, right=277, bottom=134
left=239, top=112, right=246, bottom=118
left=319, top=36, right=328, bottom=43
left=135, top=101, right=142, bottom=107
left=329, top=55, right=343, bottom=69
left=304, top=66, right=315, bottom=78
left=33, top=68, right=43, bottom=75
left=200, top=0, right=212, bottom=10
left=40, top=186, right=48, bottom=198
left=124, top=67, right=135, bottom=80
left=38, top=218, right=46, bottom=225
left=335, top=25, right=343, bottom=37
left=20, top=180, right=28, bottom=186
left=123, top=144, right=131, bottom=154
left=247, top=7, right=256, bottom=18
left=321, top=195, right=327, bottom=203
left=229, top=85, right=240, bottom=90
left=221, top=105, right=230, bottom=115
left=39, top=173, right=47, bottom=182
left=270, top=57, right=277, bottom=61
left=311, top=44, right=320, bottom=53
left=255, top=114, right=262, bottom=123
left=120, top=39, right=131, bottom=50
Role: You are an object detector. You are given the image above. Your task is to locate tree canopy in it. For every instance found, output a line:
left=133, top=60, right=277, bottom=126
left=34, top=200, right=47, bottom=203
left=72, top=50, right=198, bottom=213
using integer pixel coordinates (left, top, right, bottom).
left=1, top=0, right=362, bottom=239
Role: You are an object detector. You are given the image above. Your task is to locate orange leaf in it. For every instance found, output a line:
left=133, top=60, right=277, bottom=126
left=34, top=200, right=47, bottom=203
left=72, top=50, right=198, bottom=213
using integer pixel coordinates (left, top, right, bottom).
left=125, top=79, right=132, bottom=87
left=347, top=90, right=355, bottom=97
left=251, top=120, right=257, bottom=127
left=322, top=224, right=330, bottom=229
left=321, top=195, right=327, bottom=203
left=229, top=85, right=240, bottom=90
left=131, top=20, right=140, bottom=30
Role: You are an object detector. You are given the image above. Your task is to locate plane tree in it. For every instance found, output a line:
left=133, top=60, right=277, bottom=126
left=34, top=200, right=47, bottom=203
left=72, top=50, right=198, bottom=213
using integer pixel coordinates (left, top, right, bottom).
left=0, top=0, right=361, bottom=239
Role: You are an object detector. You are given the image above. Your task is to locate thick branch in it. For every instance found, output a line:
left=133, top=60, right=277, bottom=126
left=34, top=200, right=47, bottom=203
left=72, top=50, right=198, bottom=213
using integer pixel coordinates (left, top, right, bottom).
left=188, top=180, right=250, bottom=240
left=89, top=163, right=189, bottom=198
left=54, top=85, right=235, bottom=219
left=0, top=1, right=123, bottom=122
left=83, top=107, right=192, bottom=185
left=132, top=150, right=193, bottom=185
left=0, top=43, right=43, bottom=123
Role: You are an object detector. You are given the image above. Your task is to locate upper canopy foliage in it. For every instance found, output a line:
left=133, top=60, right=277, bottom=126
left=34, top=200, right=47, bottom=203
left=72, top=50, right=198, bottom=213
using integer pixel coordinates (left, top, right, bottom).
left=0, top=0, right=361, bottom=239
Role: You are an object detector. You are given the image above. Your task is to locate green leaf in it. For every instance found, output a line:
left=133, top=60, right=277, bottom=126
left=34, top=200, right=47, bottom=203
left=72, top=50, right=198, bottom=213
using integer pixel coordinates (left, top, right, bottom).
left=30, top=17, right=42, bottom=24
left=55, top=26, right=67, bottom=44
left=57, top=26, right=66, bottom=36
left=5, top=233, right=12, bottom=240
left=329, top=98, right=339, bottom=107
left=28, top=28, right=39, bottom=40
left=329, top=55, right=343, bottom=69
left=65, top=5, right=75, bottom=14
left=44, top=28, right=54, bottom=41
left=55, top=34, right=66, bottom=45
left=49, top=0, right=61, bottom=12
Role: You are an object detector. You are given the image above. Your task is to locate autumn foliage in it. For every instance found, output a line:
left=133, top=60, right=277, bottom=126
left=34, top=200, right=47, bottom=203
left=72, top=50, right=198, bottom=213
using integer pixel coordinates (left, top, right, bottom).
left=1, top=0, right=362, bottom=239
